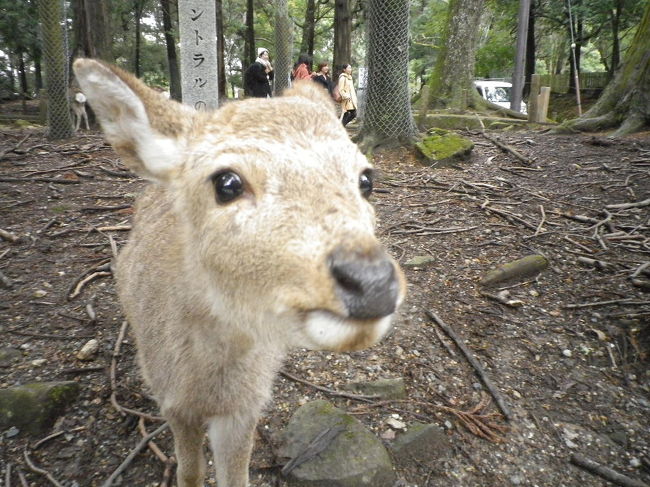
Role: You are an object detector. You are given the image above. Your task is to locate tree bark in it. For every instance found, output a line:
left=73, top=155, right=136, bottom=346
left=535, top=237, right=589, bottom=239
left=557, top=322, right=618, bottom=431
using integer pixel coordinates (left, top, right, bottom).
left=300, top=0, right=317, bottom=59
left=564, top=1, right=650, bottom=137
left=243, top=0, right=255, bottom=71
left=215, top=0, right=227, bottom=98
left=420, top=0, right=485, bottom=116
left=134, top=0, right=144, bottom=77
left=523, top=0, right=536, bottom=98
left=333, top=0, right=351, bottom=75
left=82, top=0, right=113, bottom=62
left=160, top=0, right=181, bottom=100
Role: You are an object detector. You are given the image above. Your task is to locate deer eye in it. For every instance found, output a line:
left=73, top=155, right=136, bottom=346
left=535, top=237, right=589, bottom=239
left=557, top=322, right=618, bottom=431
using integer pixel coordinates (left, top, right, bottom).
left=359, top=169, right=373, bottom=199
left=212, top=171, right=244, bottom=203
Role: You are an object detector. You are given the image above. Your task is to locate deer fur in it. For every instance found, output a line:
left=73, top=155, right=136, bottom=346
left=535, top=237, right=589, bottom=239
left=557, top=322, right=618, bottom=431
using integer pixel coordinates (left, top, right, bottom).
left=68, top=87, right=89, bottom=132
left=72, top=58, right=406, bottom=487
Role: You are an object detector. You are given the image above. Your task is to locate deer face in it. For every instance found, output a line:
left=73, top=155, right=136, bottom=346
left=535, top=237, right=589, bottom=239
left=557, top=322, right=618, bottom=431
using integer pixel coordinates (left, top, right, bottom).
left=74, top=59, right=405, bottom=353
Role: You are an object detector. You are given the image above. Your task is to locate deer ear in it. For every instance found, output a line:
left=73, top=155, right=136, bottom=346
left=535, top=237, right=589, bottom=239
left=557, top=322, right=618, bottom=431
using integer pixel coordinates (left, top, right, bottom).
left=284, top=80, right=336, bottom=114
left=73, top=58, right=194, bottom=183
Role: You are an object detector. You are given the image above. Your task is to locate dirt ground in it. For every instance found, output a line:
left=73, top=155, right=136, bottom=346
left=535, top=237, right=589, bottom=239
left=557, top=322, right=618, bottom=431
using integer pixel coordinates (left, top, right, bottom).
left=1, top=120, right=649, bottom=487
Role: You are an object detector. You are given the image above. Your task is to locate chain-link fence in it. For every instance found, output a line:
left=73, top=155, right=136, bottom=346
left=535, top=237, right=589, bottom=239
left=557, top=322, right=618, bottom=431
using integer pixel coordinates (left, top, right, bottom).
left=362, top=0, right=417, bottom=140
left=273, top=0, right=293, bottom=95
left=37, top=0, right=73, bottom=139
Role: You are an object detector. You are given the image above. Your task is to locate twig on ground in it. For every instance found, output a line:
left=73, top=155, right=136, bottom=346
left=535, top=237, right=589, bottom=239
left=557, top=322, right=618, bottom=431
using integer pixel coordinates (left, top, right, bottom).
left=564, top=299, right=650, bottom=309
left=101, top=422, right=170, bottom=487
left=605, top=198, right=650, bottom=210
left=109, top=321, right=164, bottom=422
left=478, top=132, right=533, bottom=165
left=32, top=427, right=86, bottom=450
left=280, top=369, right=379, bottom=401
left=138, top=417, right=171, bottom=464
left=534, top=205, right=546, bottom=236
left=67, top=271, right=111, bottom=300
left=23, top=447, right=64, bottom=487
left=570, top=454, right=649, bottom=487
left=424, top=310, right=513, bottom=421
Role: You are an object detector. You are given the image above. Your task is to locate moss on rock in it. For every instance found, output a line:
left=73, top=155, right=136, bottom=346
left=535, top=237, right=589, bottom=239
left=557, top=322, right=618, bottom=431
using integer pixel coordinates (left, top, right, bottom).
left=415, top=129, right=474, bottom=168
left=0, top=381, right=80, bottom=435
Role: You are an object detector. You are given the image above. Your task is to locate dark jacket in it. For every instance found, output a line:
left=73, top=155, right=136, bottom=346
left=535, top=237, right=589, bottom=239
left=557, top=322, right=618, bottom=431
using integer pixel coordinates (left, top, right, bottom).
left=244, top=62, right=273, bottom=98
left=312, top=74, right=332, bottom=95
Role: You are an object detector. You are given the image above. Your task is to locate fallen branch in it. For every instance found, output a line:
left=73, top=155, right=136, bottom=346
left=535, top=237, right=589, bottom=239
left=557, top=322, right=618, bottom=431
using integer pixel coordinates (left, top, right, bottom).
left=564, top=299, right=650, bottom=309
left=280, top=369, right=379, bottom=401
left=480, top=255, right=549, bottom=287
left=424, top=310, right=513, bottom=421
left=101, top=422, right=170, bottom=487
left=23, top=447, right=64, bottom=487
left=605, top=198, right=650, bottom=210
left=570, top=454, right=649, bottom=487
left=479, top=132, right=533, bottom=165
left=67, top=271, right=111, bottom=300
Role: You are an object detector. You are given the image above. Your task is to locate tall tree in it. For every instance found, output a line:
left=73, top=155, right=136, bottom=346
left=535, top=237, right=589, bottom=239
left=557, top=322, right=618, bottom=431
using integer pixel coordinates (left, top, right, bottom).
left=422, top=0, right=485, bottom=111
left=215, top=0, right=227, bottom=98
left=72, top=0, right=113, bottom=61
left=333, top=0, right=351, bottom=75
left=134, top=0, right=145, bottom=77
left=160, top=0, right=181, bottom=100
left=243, top=0, right=255, bottom=70
left=300, top=0, right=317, bottom=58
left=564, top=0, right=650, bottom=136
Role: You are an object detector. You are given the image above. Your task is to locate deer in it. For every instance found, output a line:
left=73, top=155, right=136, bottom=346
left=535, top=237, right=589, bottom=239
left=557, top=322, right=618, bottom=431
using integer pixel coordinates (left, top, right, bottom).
left=68, top=86, right=89, bottom=132
left=72, top=58, right=406, bottom=487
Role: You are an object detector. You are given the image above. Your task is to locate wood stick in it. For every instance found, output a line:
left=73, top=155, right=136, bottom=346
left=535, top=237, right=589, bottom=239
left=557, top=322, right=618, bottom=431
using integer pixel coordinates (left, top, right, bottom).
left=0, top=228, right=19, bottom=242
left=570, top=454, right=649, bottom=487
left=23, top=447, right=64, bottom=487
left=425, top=310, right=513, bottom=421
left=101, top=422, right=170, bottom=487
left=605, top=198, right=650, bottom=210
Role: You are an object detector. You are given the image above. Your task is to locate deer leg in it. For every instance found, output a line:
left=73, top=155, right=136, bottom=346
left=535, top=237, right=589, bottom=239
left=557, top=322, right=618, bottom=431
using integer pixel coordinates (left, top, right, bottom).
left=82, top=110, right=89, bottom=130
left=168, top=418, right=207, bottom=487
left=207, top=414, right=256, bottom=487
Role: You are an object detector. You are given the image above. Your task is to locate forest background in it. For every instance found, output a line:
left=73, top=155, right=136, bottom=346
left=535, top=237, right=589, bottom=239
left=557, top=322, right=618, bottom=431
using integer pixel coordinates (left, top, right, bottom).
left=0, top=0, right=645, bottom=105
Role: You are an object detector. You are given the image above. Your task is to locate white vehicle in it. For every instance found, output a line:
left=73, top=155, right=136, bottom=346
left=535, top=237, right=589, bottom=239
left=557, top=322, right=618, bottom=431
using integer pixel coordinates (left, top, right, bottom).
left=474, top=79, right=527, bottom=114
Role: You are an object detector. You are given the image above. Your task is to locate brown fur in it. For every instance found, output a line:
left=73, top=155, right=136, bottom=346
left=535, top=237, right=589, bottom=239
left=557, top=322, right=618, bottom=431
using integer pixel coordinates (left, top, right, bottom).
left=73, top=58, right=406, bottom=487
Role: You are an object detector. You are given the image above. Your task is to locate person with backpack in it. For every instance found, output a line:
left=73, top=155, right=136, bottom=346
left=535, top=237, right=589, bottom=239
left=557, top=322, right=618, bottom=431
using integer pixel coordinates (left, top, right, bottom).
left=312, top=62, right=333, bottom=96
left=337, top=64, right=357, bottom=126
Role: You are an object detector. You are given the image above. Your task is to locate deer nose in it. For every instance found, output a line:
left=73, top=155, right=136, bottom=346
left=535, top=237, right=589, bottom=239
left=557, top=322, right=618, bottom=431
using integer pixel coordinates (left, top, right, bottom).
left=328, top=246, right=400, bottom=320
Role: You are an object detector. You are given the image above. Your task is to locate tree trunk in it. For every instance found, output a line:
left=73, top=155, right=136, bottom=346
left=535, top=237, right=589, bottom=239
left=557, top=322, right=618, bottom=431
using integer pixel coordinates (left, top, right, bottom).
left=610, top=0, right=622, bottom=75
left=134, top=0, right=144, bottom=77
left=421, top=0, right=485, bottom=113
left=564, top=1, right=650, bottom=137
left=17, top=51, right=29, bottom=98
left=160, top=0, right=181, bottom=100
left=215, top=0, right=227, bottom=98
left=300, top=0, right=317, bottom=59
left=82, top=0, right=113, bottom=62
left=358, top=0, right=417, bottom=149
left=274, top=0, right=292, bottom=94
left=523, top=0, right=536, bottom=98
left=333, top=0, right=351, bottom=76
left=243, top=0, right=255, bottom=71
left=32, top=45, right=43, bottom=92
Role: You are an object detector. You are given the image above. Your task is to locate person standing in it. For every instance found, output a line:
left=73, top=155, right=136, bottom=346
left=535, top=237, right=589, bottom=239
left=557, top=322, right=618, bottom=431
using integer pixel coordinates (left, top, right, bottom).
left=338, top=64, right=357, bottom=126
left=291, top=54, right=313, bottom=81
left=244, top=48, right=274, bottom=98
left=312, top=62, right=333, bottom=96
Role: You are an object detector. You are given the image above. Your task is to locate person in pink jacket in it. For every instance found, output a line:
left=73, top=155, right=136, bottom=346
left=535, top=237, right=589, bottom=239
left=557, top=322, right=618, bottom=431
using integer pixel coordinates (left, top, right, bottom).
left=291, top=54, right=313, bottom=81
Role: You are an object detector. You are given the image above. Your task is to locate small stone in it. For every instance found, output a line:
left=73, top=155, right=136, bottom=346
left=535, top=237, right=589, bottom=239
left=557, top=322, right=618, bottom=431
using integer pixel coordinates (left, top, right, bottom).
left=472, top=382, right=482, bottom=390
left=630, top=458, right=641, bottom=468
left=512, top=390, right=522, bottom=399
left=386, top=417, right=407, bottom=430
left=562, top=349, right=572, bottom=358
left=403, top=255, right=436, bottom=268
left=5, top=426, right=20, bottom=438
left=33, top=289, right=48, bottom=298
left=31, top=358, right=47, bottom=367
left=510, top=475, right=523, bottom=485
left=76, top=339, right=99, bottom=361
left=444, top=420, right=453, bottom=429
left=380, top=429, right=396, bottom=440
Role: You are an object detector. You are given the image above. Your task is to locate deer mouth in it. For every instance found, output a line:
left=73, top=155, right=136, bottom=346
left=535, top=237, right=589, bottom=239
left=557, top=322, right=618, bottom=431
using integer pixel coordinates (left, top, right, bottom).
left=301, top=309, right=395, bottom=352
